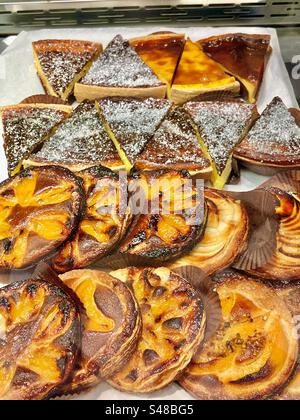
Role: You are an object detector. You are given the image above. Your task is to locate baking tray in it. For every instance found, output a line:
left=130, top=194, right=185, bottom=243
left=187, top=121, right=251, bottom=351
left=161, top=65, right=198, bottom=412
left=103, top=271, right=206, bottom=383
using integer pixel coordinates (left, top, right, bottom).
left=0, top=25, right=298, bottom=400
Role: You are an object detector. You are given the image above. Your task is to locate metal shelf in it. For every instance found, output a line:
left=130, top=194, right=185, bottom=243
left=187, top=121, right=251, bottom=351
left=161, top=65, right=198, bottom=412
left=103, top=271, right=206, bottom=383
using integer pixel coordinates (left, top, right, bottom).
left=0, top=1, right=299, bottom=34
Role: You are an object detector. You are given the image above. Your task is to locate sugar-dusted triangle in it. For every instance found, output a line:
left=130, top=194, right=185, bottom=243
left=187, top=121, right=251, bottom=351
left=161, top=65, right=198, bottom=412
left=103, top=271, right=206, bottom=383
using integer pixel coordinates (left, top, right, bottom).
left=234, top=97, right=300, bottom=169
left=98, top=96, right=172, bottom=171
left=129, top=32, right=185, bottom=92
left=1, top=103, right=72, bottom=176
left=75, top=35, right=167, bottom=102
left=135, top=106, right=212, bottom=178
left=199, top=33, right=272, bottom=103
left=33, top=39, right=102, bottom=102
left=25, top=101, right=124, bottom=172
left=171, top=38, right=240, bottom=104
left=184, top=100, right=258, bottom=189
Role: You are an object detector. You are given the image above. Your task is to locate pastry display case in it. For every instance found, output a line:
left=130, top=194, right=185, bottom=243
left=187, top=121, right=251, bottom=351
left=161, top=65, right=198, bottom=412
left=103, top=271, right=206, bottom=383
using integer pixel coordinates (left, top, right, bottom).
left=0, top=0, right=300, bottom=402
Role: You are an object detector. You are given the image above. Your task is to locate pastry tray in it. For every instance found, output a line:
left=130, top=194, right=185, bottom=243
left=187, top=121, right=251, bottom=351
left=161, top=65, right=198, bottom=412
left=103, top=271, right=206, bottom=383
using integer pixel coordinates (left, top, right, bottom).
left=0, top=25, right=298, bottom=400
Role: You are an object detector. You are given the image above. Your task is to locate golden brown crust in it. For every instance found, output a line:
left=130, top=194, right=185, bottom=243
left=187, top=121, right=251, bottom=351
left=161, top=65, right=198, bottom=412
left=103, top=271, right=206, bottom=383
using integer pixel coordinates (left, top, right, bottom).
left=59, top=269, right=142, bottom=393
left=0, top=166, right=84, bottom=270
left=169, top=189, right=249, bottom=276
left=0, top=275, right=80, bottom=400
left=52, top=166, right=132, bottom=273
left=108, top=267, right=206, bottom=393
left=74, top=83, right=167, bottom=102
left=180, top=271, right=298, bottom=400
left=170, top=82, right=240, bottom=105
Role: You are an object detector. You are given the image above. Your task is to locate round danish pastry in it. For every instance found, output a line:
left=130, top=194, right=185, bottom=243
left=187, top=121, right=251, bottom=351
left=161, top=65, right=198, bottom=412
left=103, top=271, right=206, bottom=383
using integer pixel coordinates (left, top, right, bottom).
left=180, top=271, right=298, bottom=400
left=120, top=170, right=207, bottom=263
left=108, top=267, right=206, bottom=393
left=0, top=166, right=83, bottom=270
left=170, top=189, right=249, bottom=275
left=52, top=166, right=131, bottom=273
left=236, top=188, right=300, bottom=282
left=0, top=274, right=80, bottom=400
left=59, top=269, right=141, bottom=392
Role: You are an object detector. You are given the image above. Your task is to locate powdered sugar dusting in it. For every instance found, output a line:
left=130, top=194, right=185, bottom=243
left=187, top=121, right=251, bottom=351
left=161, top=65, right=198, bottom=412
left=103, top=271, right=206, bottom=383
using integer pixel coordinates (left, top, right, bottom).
left=247, top=97, right=300, bottom=155
left=99, top=97, right=171, bottom=163
left=82, top=35, right=163, bottom=88
left=140, top=107, right=209, bottom=167
left=185, top=101, right=255, bottom=174
left=33, top=102, right=120, bottom=166
left=2, top=107, right=67, bottom=173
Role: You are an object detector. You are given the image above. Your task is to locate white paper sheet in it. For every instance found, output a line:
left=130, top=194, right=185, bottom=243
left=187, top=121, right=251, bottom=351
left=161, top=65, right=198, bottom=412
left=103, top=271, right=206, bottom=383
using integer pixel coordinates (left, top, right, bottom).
left=0, top=26, right=298, bottom=400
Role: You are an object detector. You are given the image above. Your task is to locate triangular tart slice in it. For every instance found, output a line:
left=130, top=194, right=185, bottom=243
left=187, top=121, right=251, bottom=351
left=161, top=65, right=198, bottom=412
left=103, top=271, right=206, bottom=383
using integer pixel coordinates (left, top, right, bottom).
left=184, top=100, right=258, bottom=189
left=24, top=101, right=124, bottom=172
left=129, top=32, right=185, bottom=96
left=98, top=96, right=172, bottom=171
left=171, top=38, right=240, bottom=104
left=199, top=33, right=272, bottom=103
left=1, top=103, right=72, bottom=176
left=33, top=39, right=102, bottom=102
left=135, top=106, right=212, bottom=178
left=234, top=97, right=300, bottom=173
left=75, top=35, right=167, bottom=102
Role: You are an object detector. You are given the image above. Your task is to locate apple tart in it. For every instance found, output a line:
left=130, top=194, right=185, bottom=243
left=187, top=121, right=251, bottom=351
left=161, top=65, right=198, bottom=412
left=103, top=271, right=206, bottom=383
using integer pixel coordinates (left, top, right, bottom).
left=180, top=271, right=298, bottom=400
left=52, top=166, right=131, bottom=273
left=108, top=267, right=206, bottom=393
left=170, top=189, right=249, bottom=275
left=0, top=273, right=80, bottom=400
left=0, top=166, right=83, bottom=270
left=119, top=170, right=207, bottom=263
left=59, top=269, right=141, bottom=392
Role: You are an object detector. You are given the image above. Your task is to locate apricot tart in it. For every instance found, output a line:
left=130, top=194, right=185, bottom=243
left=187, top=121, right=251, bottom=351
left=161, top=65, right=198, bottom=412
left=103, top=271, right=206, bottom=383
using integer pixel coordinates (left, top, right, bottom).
left=25, top=101, right=124, bottom=172
left=108, top=267, right=206, bottom=393
left=33, top=39, right=102, bottom=102
left=59, top=269, right=141, bottom=392
left=135, top=106, right=212, bottom=178
left=119, top=170, right=207, bottom=263
left=0, top=273, right=80, bottom=400
left=129, top=32, right=185, bottom=93
left=0, top=103, right=72, bottom=176
left=180, top=271, right=298, bottom=400
left=0, top=166, right=83, bottom=270
left=234, top=97, right=300, bottom=174
left=199, top=33, right=271, bottom=103
left=98, top=96, right=172, bottom=170
left=171, top=38, right=240, bottom=104
left=235, top=188, right=300, bottom=282
left=75, top=35, right=167, bottom=102
left=52, top=166, right=131, bottom=273
left=184, top=100, right=258, bottom=189
left=170, top=189, right=249, bottom=276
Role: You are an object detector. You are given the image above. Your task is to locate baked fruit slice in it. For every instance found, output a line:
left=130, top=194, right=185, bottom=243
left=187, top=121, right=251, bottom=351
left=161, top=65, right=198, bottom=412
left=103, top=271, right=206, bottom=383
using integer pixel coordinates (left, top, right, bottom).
left=0, top=103, right=72, bottom=176
left=108, top=267, right=206, bottom=393
left=119, top=170, right=207, bottom=263
left=169, top=189, right=249, bottom=275
left=171, top=38, right=240, bottom=104
left=129, top=32, right=185, bottom=94
left=75, top=35, right=167, bottom=102
left=234, top=97, right=300, bottom=173
left=52, top=166, right=131, bottom=273
left=59, top=269, right=141, bottom=392
left=0, top=166, right=83, bottom=270
left=135, top=106, right=212, bottom=178
left=33, top=39, right=102, bottom=102
left=98, top=97, right=172, bottom=171
left=180, top=271, right=298, bottom=400
left=0, top=272, right=80, bottom=400
left=24, top=101, right=124, bottom=172
left=276, top=283, right=300, bottom=400
left=235, top=188, right=300, bottom=282
left=199, top=33, right=272, bottom=103
left=184, top=100, right=258, bottom=189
